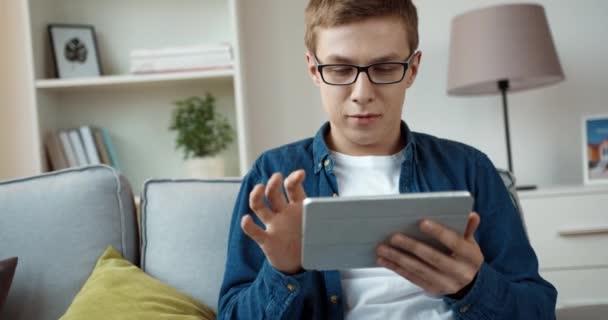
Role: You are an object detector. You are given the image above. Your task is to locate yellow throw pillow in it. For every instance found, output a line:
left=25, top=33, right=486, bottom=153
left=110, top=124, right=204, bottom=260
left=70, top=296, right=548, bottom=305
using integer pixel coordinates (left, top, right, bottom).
left=60, top=246, right=216, bottom=320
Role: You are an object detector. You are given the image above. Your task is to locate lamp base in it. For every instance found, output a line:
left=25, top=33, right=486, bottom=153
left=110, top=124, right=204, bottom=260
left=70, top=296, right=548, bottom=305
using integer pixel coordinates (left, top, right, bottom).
left=515, top=184, right=537, bottom=191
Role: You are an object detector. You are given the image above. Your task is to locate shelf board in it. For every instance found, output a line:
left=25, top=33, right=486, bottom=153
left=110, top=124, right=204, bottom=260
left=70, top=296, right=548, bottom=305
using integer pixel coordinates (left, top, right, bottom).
left=35, top=69, right=234, bottom=92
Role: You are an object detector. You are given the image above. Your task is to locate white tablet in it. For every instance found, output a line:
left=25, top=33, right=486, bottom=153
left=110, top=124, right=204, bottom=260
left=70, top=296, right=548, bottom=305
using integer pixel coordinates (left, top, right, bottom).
left=301, top=191, right=473, bottom=270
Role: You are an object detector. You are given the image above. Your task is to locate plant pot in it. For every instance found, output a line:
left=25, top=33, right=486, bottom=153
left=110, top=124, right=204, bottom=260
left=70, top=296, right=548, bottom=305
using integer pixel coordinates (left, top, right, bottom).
left=185, top=157, right=225, bottom=178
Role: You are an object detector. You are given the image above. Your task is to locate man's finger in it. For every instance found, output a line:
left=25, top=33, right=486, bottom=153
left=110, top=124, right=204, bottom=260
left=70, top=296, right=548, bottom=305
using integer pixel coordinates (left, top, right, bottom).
left=241, top=214, right=267, bottom=246
left=377, top=256, right=434, bottom=291
left=265, top=173, right=288, bottom=212
left=387, top=233, right=474, bottom=282
left=388, top=233, right=454, bottom=272
left=464, top=212, right=481, bottom=241
left=249, top=184, right=273, bottom=223
left=376, top=244, right=438, bottom=277
left=419, top=219, right=469, bottom=257
left=376, top=245, right=454, bottom=295
left=284, top=169, right=307, bottom=203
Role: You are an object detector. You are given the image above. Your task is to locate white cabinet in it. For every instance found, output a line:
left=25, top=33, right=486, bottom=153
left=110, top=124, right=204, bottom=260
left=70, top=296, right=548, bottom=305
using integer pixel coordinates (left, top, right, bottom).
left=519, top=185, right=608, bottom=308
left=0, top=0, right=250, bottom=193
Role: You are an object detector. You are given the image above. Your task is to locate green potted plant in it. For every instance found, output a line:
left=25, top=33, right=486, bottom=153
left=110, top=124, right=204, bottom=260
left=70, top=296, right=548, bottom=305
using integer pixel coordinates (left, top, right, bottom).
left=169, top=93, right=235, bottom=178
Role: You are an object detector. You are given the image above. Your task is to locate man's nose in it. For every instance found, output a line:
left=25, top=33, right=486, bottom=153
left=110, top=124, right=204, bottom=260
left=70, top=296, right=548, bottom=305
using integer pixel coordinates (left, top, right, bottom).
left=350, top=71, right=375, bottom=105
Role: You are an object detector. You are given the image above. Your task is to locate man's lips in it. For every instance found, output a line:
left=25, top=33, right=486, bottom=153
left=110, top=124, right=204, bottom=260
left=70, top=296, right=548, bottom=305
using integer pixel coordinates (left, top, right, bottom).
left=347, top=114, right=381, bottom=125
left=347, top=114, right=381, bottom=118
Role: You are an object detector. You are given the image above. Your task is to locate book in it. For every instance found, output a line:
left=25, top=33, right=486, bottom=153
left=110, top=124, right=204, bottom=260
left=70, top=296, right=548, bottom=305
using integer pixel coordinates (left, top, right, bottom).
left=130, top=52, right=233, bottom=74
left=100, top=128, right=121, bottom=171
left=129, top=44, right=233, bottom=74
left=44, top=131, right=68, bottom=170
left=68, top=129, right=89, bottom=166
left=93, top=127, right=111, bottom=166
left=129, top=44, right=232, bottom=59
left=58, top=130, right=78, bottom=167
left=79, top=126, right=101, bottom=165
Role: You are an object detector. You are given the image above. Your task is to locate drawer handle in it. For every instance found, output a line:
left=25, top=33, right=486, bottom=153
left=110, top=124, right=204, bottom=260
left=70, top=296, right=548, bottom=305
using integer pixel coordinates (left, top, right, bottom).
left=557, top=226, right=608, bottom=237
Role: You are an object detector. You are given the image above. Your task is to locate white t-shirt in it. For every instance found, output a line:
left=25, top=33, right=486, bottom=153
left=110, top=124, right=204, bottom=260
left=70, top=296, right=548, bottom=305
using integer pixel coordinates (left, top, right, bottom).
left=330, top=149, right=454, bottom=320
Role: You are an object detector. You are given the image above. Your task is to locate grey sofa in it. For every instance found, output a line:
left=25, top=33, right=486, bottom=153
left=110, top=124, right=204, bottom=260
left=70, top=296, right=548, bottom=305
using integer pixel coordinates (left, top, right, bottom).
left=0, top=165, right=240, bottom=320
left=4, top=164, right=600, bottom=319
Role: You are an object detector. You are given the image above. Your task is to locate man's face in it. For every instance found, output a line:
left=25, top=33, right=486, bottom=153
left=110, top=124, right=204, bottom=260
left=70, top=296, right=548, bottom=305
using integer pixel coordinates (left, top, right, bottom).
left=307, top=16, right=420, bottom=155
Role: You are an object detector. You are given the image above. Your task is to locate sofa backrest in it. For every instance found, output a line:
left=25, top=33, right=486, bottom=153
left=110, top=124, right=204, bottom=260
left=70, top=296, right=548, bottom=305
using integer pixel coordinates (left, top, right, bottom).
left=140, top=178, right=241, bottom=312
left=496, top=168, right=528, bottom=236
left=0, top=165, right=138, bottom=320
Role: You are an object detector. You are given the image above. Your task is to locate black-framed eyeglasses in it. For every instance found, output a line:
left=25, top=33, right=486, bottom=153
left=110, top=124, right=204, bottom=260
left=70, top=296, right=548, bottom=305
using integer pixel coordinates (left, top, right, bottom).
left=314, top=52, right=416, bottom=86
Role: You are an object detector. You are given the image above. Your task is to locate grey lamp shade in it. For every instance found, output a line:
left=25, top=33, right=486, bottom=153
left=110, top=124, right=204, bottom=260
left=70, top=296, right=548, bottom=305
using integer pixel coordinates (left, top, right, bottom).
left=447, top=4, right=565, bottom=95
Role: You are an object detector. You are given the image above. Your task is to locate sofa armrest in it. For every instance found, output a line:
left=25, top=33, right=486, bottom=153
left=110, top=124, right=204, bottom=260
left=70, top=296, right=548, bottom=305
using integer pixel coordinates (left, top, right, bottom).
left=0, top=165, right=138, bottom=320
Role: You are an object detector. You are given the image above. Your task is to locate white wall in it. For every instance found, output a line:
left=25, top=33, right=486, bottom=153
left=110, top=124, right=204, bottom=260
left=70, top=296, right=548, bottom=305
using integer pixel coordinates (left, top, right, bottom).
left=0, top=0, right=41, bottom=180
left=238, top=0, right=608, bottom=187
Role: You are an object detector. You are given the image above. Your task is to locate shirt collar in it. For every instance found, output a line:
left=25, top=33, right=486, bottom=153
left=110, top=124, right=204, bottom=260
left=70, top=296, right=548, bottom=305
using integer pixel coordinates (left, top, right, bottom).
left=312, top=121, right=415, bottom=174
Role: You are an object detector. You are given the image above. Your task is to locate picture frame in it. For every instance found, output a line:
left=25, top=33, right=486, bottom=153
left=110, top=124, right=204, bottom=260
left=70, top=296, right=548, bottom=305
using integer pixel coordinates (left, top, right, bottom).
left=48, top=24, right=102, bottom=79
left=582, top=114, right=608, bottom=185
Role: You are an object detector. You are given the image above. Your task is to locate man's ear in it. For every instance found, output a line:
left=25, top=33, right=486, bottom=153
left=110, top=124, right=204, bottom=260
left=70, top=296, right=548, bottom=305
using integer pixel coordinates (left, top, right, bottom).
left=306, top=52, right=322, bottom=86
left=405, top=51, right=422, bottom=88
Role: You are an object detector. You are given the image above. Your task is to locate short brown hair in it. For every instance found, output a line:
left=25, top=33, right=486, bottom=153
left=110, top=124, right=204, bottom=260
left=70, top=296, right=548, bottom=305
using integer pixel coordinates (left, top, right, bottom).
left=305, top=0, right=419, bottom=54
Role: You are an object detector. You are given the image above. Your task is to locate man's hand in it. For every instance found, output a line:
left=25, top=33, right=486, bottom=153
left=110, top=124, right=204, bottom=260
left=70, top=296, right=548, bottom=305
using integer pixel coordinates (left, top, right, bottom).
left=376, top=212, right=484, bottom=297
left=241, top=170, right=307, bottom=275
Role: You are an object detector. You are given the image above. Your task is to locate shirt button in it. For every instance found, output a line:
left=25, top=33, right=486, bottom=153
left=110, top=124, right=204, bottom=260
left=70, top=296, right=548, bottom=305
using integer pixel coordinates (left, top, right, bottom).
left=330, top=295, right=339, bottom=304
left=459, top=305, right=470, bottom=313
left=318, top=162, right=322, bottom=168
left=324, top=159, right=330, bottom=167
left=286, top=284, right=297, bottom=292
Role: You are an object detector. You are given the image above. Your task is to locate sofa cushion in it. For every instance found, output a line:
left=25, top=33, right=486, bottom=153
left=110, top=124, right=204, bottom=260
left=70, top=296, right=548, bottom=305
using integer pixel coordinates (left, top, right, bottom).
left=0, top=257, right=18, bottom=312
left=141, top=178, right=241, bottom=311
left=0, top=165, right=139, bottom=320
left=60, top=246, right=215, bottom=320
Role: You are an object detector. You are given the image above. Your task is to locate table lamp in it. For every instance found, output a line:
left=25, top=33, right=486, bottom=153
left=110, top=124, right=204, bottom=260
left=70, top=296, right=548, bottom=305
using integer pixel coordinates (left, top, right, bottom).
left=447, top=3, right=565, bottom=190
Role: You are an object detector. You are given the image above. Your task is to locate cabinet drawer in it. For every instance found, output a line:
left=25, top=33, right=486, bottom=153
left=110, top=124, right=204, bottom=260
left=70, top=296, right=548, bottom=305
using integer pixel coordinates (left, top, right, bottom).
left=519, top=190, right=608, bottom=269
left=542, top=267, right=608, bottom=308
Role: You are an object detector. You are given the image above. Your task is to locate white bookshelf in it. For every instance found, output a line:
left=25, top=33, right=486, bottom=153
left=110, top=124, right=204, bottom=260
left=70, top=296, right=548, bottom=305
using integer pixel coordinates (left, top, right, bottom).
left=0, top=0, right=250, bottom=193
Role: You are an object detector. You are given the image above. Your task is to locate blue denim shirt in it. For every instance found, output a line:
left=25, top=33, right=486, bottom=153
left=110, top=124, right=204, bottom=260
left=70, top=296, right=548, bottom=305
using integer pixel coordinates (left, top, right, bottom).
left=218, top=122, right=557, bottom=319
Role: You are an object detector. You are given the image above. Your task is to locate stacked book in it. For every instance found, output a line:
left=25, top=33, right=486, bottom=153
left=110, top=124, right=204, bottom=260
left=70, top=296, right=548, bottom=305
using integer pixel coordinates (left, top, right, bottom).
left=129, top=43, right=233, bottom=74
left=44, top=126, right=121, bottom=171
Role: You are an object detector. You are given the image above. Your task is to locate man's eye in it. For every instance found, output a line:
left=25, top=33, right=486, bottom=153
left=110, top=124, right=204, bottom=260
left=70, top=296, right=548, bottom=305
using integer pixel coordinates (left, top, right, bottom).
left=326, top=67, right=354, bottom=75
left=373, top=65, right=400, bottom=72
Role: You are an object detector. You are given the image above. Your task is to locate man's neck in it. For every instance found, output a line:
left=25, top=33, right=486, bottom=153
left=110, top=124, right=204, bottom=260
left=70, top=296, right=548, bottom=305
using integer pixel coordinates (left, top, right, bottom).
left=325, top=126, right=405, bottom=156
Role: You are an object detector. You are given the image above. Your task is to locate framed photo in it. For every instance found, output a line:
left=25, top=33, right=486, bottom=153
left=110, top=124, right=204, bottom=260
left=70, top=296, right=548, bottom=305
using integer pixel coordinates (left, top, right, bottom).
left=583, top=114, right=608, bottom=185
left=48, top=24, right=102, bottom=78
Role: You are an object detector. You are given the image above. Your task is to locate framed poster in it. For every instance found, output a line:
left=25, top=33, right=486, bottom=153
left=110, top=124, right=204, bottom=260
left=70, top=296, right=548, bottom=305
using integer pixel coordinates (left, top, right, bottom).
left=583, top=114, right=608, bottom=184
left=48, top=24, right=102, bottom=78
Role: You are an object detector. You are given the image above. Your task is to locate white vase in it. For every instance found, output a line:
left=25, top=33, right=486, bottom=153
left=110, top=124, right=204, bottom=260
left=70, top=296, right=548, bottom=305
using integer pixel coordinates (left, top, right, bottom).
left=185, top=157, right=225, bottom=179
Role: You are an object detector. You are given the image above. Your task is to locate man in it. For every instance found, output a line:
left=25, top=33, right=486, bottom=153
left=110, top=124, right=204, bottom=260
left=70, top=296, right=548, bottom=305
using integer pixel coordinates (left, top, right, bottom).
left=219, top=0, right=557, bottom=319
